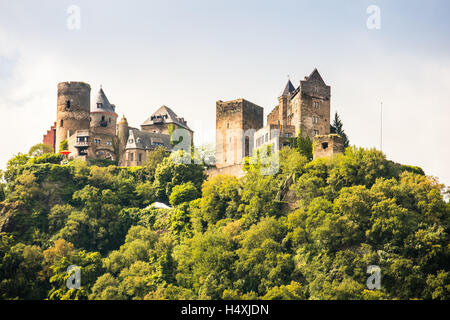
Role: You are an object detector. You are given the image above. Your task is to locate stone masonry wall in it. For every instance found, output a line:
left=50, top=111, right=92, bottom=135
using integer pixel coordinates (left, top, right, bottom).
left=56, top=82, right=91, bottom=151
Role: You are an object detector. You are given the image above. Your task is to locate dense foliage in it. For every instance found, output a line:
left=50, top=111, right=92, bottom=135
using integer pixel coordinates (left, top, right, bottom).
left=0, top=145, right=448, bottom=300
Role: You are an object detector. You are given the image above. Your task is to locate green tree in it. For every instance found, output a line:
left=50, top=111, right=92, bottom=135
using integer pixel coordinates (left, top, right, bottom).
left=330, top=112, right=349, bottom=147
left=295, top=133, right=313, bottom=161
left=29, top=143, right=54, bottom=157
left=169, top=182, right=200, bottom=206
left=59, top=140, right=68, bottom=152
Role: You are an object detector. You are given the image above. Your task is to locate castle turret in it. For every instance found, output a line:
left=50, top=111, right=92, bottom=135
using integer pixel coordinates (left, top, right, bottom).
left=90, top=87, right=118, bottom=136
left=56, top=82, right=91, bottom=151
left=278, top=80, right=295, bottom=128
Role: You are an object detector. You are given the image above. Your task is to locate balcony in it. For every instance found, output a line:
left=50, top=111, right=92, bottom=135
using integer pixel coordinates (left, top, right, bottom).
left=74, top=141, right=89, bottom=147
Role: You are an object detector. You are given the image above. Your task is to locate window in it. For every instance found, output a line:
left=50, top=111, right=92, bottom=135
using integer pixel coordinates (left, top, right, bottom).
left=322, top=142, right=329, bottom=149
left=66, top=100, right=71, bottom=109
left=97, top=103, right=103, bottom=108
left=313, top=116, right=318, bottom=124
left=138, top=153, right=142, bottom=162
left=313, top=101, right=319, bottom=108
left=245, top=136, right=250, bottom=157
left=265, top=133, right=268, bottom=142
left=60, top=120, right=63, bottom=127
left=227, top=123, right=230, bottom=129
left=130, top=153, right=134, bottom=161
left=109, top=118, right=111, bottom=123
left=314, top=129, right=319, bottom=136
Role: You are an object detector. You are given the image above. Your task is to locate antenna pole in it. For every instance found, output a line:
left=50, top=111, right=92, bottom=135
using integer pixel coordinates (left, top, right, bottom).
left=380, top=101, right=383, bottom=151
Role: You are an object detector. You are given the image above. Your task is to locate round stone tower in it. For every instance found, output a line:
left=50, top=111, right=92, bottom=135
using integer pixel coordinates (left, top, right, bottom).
left=55, top=82, right=91, bottom=151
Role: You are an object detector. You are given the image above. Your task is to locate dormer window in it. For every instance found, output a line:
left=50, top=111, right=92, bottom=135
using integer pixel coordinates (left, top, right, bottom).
left=97, top=103, right=103, bottom=108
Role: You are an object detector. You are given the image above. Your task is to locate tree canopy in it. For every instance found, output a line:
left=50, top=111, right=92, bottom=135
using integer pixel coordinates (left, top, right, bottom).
left=0, top=146, right=448, bottom=300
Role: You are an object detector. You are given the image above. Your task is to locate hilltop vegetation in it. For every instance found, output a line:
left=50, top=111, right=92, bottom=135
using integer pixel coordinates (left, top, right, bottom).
left=0, top=146, right=448, bottom=300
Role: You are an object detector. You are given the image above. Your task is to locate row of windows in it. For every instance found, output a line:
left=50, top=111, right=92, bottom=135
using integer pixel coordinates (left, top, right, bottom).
left=93, top=139, right=112, bottom=145
left=151, top=115, right=168, bottom=121
left=59, top=117, right=112, bottom=128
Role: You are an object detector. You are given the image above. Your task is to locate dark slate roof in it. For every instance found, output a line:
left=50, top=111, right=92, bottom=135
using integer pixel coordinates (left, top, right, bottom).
left=141, top=105, right=192, bottom=131
left=280, top=80, right=296, bottom=96
left=92, top=87, right=116, bottom=113
left=302, top=68, right=326, bottom=85
left=125, top=128, right=172, bottom=150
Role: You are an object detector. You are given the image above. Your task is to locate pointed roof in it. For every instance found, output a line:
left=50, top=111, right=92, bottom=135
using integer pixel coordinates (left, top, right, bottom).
left=280, top=80, right=295, bottom=96
left=92, top=87, right=116, bottom=113
left=141, top=105, right=192, bottom=131
left=302, top=68, right=326, bottom=85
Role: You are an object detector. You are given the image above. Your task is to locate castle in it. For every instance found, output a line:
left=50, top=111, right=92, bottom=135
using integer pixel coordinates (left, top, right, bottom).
left=213, top=68, right=343, bottom=176
left=43, top=81, right=193, bottom=166
left=43, top=68, right=343, bottom=170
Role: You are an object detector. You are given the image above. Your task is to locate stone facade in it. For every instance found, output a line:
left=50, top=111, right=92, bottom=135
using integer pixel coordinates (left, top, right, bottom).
left=268, top=69, right=331, bottom=138
left=215, top=99, right=264, bottom=168
left=55, top=82, right=91, bottom=151
left=313, top=134, right=345, bottom=159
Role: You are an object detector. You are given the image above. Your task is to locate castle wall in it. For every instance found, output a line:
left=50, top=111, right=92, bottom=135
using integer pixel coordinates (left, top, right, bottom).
left=90, top=111, right=118, bottom=136
left=266, top=106, right=279, bottom=126
left=313, top=134, right=344, bottom=159
left=206, top=164, right=245, bottom=179
left=216, top=99, right=263, bottom=168
left=298, top=74, right=331, bottom=138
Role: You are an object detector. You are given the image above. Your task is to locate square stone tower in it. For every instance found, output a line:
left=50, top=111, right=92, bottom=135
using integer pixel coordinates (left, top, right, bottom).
left=313, top=134, right=344, bottom=159
left=267, top=69, right=331, bottom=139
left=216, top=99, right=263, bottom=168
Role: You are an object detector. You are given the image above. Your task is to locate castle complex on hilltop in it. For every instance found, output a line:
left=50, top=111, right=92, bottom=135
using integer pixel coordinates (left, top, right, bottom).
left=213, top=68, right=343, bottom=176
left=43, top=68, right=343, bottom=171
left=43, top=82, right=192, bottom=166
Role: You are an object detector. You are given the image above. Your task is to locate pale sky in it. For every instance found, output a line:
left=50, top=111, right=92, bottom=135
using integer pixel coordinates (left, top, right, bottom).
left=0, top=0, right=449, bottom=187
